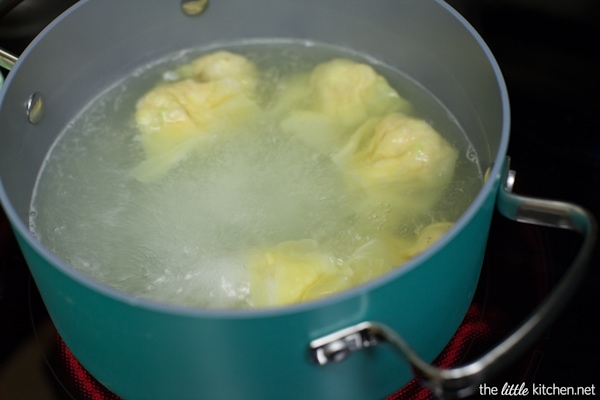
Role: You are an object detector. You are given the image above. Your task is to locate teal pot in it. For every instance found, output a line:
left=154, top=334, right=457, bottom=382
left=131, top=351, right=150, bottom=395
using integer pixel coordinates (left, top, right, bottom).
left=0, top=1, right=595, bottom=399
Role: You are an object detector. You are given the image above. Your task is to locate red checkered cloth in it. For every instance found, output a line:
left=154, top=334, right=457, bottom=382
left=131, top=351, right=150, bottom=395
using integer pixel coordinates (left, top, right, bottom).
left=53, top=304, right=491, bottom=400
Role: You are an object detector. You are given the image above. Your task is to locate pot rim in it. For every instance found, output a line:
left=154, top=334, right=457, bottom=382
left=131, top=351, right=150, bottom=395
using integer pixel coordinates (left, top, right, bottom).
left=0, top=0, right=511, bottom=319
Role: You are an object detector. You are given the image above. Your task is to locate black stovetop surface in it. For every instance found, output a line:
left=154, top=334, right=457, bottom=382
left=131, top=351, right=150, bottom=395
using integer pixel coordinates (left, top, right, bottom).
left=1, top=1, right=599, bottom=398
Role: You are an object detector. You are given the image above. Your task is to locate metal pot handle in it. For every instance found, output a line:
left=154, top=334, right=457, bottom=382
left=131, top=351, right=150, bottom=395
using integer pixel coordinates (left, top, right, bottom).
left=309, top=157, right=597, bottom=399
left=0, top=47, right=17, bottom=71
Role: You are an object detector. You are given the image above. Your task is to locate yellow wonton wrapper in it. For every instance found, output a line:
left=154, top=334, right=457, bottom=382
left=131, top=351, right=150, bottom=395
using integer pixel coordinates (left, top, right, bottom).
left=132, top=51, right=260, bottom=181
left=246, top=222, right=453, bottom=307
left=246, top=239, right=351, bottom=307
left=273, top=58, right=412, bottom=152
left=173, top=50, right=258, bottom=96
left=333, top=112, right=459, bottom=219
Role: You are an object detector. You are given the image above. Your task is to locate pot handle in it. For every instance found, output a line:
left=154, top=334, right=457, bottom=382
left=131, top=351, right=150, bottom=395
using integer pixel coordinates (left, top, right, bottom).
left=308, top=157, right=597, bottom=399
left=0, top=47, right=17, bottom=71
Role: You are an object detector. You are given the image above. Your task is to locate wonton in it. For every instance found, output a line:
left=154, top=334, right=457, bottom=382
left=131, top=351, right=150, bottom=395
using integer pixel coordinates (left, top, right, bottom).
left=246, top=239, right=352, bottom=307
left=132, top=51, right=260, bottom=181
left=333, top=112, right=458, bottom=219
left=172, top=50, right=258, bottom=96
left=246, top=221, right=453, bottom=307
left=273, top=58, right=412, bottom=152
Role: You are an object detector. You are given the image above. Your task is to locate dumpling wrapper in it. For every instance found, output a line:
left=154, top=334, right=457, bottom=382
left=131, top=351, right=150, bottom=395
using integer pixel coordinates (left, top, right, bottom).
left=246, top=222, right=453, bottom=307
left=132, top=52, right=260, bottom=182
left=404, top=221, right=454, bottom=258
left=172, top=50, right=258, bottom=96
left=246, top=239, right=353, bottom=307
left=346, top=222, right=453, bottom=285
left=333, top=112, right=459, bottom=219
left=310, top=58, right=410, bottom=128
left=273, top=58, right=412, bottom=152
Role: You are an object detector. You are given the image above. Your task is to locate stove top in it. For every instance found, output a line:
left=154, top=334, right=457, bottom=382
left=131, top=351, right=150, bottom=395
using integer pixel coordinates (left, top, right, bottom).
left=1, top=1, right=599, bottom=398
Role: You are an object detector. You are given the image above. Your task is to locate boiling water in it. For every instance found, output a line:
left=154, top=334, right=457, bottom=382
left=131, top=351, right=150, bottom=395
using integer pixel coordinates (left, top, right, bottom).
left=30, top=41, right=483, bottom=309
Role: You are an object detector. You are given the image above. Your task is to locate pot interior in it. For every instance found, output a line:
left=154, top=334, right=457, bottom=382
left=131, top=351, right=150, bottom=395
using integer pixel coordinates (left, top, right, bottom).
left=0, top=0, right=509, bottom=272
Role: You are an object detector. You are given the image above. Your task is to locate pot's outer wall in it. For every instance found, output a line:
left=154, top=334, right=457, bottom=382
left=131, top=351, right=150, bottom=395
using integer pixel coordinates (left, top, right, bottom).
left=0, top=0, right=509, bottom=399
left=13, top=186, right=496, bottom=400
